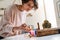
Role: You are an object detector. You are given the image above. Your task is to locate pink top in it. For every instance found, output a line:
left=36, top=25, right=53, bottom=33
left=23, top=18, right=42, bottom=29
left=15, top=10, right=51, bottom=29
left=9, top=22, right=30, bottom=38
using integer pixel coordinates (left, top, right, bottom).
left=0, top=4, right=27, bottom=37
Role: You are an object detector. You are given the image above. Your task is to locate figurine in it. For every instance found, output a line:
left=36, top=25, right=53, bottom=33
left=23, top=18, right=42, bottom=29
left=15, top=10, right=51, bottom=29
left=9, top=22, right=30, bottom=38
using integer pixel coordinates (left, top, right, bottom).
left=42, top=20, right=51, bottom=29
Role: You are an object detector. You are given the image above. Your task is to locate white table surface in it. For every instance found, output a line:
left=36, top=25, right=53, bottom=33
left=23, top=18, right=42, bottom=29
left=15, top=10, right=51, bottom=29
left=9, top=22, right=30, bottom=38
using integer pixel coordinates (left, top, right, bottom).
left=1, top=34, right=60, bottom=40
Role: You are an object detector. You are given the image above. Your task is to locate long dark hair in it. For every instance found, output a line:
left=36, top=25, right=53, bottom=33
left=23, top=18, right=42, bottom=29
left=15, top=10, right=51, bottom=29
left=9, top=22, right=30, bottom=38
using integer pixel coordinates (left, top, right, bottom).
left=22, top=0, right=38, bottom=9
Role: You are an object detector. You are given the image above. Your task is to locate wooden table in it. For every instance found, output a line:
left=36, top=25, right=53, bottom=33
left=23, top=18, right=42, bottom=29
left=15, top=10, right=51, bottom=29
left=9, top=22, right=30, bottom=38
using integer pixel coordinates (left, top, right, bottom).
left=36, top=28, right=59, bottom=37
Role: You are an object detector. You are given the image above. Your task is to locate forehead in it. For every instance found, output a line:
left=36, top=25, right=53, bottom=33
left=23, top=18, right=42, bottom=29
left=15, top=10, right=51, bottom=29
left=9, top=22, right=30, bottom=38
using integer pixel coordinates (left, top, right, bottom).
left=27, top=1, right=34, bottom=6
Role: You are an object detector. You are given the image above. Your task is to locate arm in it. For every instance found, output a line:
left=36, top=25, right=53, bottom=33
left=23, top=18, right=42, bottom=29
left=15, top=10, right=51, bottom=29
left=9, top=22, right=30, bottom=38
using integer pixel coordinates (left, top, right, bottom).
left=0, top=5, right=15, bottom=37
left=12, top=23, right=28, bottom=33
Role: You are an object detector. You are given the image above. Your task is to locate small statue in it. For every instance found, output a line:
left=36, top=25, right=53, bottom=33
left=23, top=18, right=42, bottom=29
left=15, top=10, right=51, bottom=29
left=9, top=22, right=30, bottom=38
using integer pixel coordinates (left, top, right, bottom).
left=42, top=20, right=51, bottom=29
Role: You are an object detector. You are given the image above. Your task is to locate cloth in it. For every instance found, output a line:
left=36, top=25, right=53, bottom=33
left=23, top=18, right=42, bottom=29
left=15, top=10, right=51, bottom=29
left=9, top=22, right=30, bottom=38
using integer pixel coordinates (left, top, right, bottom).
left=0, top=4, right=27, bottom=37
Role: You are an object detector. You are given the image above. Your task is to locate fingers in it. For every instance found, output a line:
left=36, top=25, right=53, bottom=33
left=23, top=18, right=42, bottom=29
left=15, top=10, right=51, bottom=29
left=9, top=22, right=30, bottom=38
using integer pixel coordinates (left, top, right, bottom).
left=21, top=23, right=27, bottom=27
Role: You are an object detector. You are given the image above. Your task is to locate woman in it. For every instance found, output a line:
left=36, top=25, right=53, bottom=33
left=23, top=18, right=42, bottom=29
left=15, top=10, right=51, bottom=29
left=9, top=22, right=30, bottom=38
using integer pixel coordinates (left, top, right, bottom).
left=0, top=0, right=38, bottom=39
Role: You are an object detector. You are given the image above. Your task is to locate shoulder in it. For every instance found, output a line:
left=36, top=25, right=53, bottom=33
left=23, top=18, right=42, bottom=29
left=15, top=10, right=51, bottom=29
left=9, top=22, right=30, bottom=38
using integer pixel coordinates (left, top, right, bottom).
left=5, top=4, right=16, bottom=11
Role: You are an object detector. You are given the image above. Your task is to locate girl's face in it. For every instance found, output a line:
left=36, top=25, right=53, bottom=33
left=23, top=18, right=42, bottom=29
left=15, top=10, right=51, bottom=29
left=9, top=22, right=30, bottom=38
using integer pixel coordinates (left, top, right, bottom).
left=23, top=1, right=34, bottom=11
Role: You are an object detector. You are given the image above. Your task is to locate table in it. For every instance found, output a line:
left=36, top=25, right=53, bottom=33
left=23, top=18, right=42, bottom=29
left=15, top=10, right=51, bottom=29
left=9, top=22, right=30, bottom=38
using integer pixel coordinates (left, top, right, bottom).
left=36, top=28, right=58, bottom=37
left=1, top=34, right=60, bottom=40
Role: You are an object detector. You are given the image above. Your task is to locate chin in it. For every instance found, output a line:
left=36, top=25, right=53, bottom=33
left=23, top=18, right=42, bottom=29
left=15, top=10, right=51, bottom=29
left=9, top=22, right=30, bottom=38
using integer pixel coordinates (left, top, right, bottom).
left=26, top=10, right=31, bottom=11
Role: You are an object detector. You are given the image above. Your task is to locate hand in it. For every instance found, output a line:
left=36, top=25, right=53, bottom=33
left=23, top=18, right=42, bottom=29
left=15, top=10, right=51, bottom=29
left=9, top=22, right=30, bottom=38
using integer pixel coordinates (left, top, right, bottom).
left=12, top=27, right=19, bottom=33
left=13, top=27, right=19, bottom=30
left=19, top=23, right=28, bottom=30
left=21, top=23, right=27, bottom=27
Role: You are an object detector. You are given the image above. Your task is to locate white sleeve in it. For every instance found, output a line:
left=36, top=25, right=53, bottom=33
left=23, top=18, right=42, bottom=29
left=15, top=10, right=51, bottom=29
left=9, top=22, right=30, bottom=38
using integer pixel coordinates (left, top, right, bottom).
left=0, top=23, right=13, bottom=36
left=2, top=24, right=13, bottom=33
left=0, top=5, right=14, bottom=33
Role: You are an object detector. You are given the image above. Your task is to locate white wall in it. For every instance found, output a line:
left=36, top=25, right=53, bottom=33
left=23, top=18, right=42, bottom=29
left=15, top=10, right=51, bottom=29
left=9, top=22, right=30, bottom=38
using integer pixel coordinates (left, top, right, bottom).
left=44, top=0, right=57, bottom=28
left=54, top=0, right=60, bottom=28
